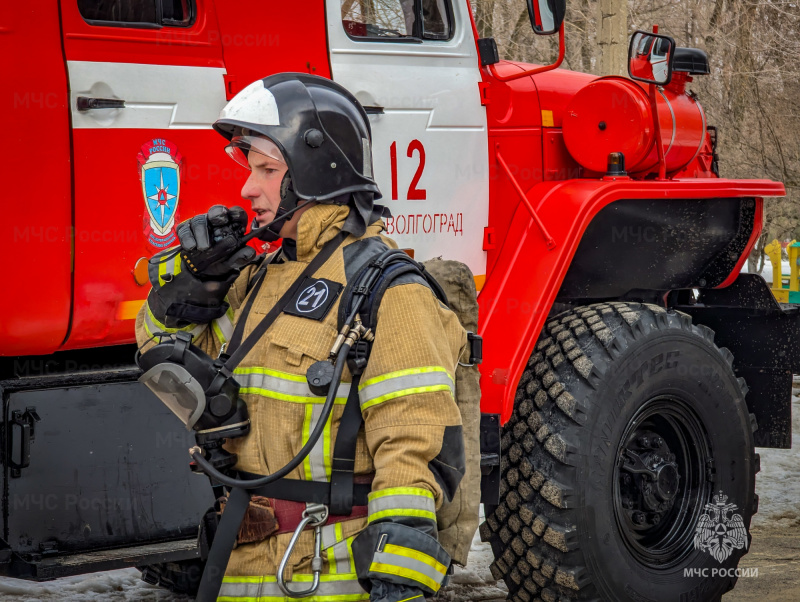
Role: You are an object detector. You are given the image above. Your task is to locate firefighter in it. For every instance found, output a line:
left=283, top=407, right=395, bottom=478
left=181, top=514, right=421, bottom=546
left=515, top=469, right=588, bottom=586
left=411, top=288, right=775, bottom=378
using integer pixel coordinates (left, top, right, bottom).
left=135, top=73, right=467, bottom=602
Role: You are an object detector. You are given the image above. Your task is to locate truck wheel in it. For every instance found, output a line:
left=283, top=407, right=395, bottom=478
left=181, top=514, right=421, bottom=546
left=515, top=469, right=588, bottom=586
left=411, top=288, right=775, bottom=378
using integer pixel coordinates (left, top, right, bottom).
left=480, top=303, right=758, bottom=602
left=139, top=559, right=203, bottom=595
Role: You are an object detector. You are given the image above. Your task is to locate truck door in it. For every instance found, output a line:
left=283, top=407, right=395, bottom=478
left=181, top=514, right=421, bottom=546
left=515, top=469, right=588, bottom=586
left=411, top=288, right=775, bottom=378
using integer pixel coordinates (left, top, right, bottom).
left=1, top=3, right=72, bottom=356
left=326, top=0, right=489, bottom=283
left=58, top=0, right=237, bottom=350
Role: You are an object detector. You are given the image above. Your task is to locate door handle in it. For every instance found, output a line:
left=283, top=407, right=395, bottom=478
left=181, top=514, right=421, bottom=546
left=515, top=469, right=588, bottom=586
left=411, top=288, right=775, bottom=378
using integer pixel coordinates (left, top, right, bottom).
left=363, top=106, right=384, bottom=115
left=9, top=407, right=41, bottom=477
left=77, top=97, right=126, bottom=111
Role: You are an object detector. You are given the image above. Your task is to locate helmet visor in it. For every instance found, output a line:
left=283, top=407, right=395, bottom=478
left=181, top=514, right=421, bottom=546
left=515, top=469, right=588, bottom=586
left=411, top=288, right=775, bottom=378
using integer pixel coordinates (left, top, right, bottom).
left=225, top=135, right=286, bottom=170
left=139, top=363, right=207, bottom=430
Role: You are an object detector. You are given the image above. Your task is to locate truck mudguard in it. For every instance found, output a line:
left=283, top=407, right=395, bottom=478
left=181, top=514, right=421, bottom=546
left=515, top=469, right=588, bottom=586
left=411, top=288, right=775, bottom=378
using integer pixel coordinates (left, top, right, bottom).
left=479, top=177, right=785, bottom=421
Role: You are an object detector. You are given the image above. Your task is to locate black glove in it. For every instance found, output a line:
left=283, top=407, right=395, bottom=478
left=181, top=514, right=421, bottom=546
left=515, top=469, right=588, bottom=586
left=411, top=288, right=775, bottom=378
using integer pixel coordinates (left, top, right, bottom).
left=177, top=205, right=253, bottom=279
left=148, top=261, right=245, bottom=327
left=369, top=580, right=424, bottom=602
left=146, top=246, right=255, bottom=329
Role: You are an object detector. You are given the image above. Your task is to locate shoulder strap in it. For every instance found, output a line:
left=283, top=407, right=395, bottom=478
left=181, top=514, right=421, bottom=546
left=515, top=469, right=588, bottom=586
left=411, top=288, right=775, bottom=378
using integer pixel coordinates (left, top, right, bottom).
left=222, top=231, right=348, bottom=373
left=328, top=372, right=364, bottom=515
left=338, top=249, right=448, bottom=332
left=225, top=251, right=279, bottom=353
left=204, top=232, right=347, bottom=398
left=195, top=486, right=250, bottom=602
left=196, top=233, right=348, bottom=601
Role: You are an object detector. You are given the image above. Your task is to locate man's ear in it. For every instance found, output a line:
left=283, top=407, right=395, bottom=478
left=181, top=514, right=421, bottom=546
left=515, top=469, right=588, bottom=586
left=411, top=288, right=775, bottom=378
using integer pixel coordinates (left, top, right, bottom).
left=279, top=172, right=299, bottom=210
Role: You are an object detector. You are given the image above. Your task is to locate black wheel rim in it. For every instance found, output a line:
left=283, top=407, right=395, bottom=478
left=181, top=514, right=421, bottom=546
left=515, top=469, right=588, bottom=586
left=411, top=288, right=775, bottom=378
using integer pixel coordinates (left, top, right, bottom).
left=613, top=396, right=713, bottom=569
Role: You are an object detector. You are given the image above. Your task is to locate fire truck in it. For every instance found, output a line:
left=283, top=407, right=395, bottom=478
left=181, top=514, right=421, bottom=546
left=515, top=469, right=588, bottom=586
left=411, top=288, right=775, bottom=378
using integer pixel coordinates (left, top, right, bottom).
left=2, top=0, right=794, bottom=600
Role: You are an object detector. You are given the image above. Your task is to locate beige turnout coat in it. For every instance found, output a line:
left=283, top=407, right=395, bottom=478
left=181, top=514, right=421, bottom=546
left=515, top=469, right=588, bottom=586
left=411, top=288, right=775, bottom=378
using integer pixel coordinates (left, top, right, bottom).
left=136, top=203, right=467, bottom=601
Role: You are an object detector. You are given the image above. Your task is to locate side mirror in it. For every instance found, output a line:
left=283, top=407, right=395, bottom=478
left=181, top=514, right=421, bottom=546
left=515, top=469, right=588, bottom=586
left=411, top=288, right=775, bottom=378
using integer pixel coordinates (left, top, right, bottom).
left=527, top=0, right=566, bottom=36
left=628, top=31, right=675, bottom=85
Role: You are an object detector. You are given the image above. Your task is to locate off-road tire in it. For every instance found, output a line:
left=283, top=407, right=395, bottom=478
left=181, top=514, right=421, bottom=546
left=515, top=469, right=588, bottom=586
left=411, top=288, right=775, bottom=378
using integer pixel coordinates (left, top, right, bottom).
left=139, top=559, right=203, bottom=596
left=480, top=302, right=758, bottom=602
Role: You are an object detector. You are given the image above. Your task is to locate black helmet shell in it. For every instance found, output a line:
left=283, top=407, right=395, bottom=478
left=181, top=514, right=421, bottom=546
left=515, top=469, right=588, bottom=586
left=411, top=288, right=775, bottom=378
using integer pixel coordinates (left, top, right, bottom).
left=214, top=73, right=381, bottom=203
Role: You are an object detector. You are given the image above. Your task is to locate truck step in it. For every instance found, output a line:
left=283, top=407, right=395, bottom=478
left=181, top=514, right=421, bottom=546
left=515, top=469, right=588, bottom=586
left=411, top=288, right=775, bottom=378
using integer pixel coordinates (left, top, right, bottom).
left=14, top=539, right=200, bottom=581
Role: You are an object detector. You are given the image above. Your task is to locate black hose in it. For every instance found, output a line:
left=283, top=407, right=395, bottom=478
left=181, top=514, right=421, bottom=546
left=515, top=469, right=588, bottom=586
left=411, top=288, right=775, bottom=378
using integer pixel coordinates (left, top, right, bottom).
left=191, top=343, right=350, bottom=488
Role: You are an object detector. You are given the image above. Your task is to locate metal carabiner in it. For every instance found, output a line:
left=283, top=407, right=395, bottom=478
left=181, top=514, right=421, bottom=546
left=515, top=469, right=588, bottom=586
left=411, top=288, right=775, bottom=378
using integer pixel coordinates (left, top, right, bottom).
left=277, top=503, right=330, bottom=598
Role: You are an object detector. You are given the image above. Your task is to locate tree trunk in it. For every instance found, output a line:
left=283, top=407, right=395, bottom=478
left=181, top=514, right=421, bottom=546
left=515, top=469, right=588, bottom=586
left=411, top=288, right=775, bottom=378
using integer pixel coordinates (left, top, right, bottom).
left=728, top=0, right=757, bottom=127
left=597, top=0, right=628, bottom=76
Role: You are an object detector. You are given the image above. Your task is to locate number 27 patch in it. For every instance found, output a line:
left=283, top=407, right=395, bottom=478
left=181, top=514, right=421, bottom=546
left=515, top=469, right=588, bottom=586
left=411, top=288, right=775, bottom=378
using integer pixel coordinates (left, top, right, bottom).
left=284, top=277, right=343, bottom=321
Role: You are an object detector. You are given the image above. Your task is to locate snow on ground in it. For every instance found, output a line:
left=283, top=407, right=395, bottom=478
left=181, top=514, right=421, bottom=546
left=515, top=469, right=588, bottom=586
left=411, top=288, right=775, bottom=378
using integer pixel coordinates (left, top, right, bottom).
left=1, top=389, right=798, bottom=601
left=0, top=567, right=187, bottom=601
left=441, top=524, right=507, bottom=601
left=751, top=385, right=800, bottom=530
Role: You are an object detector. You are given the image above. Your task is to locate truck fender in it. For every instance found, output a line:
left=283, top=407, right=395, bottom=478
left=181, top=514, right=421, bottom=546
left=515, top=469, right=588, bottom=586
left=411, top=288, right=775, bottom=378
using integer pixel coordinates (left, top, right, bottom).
left=478, top=177, right=785, bottom=422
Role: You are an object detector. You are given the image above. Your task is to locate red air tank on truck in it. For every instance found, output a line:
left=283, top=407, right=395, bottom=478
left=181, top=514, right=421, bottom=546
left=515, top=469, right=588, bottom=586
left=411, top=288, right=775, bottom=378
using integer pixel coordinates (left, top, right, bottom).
left=1, top=1, right=793, bottom=601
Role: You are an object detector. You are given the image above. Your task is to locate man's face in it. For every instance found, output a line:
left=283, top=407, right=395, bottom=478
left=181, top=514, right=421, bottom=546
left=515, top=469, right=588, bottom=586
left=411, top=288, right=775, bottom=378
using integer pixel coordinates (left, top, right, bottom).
left=241, top=150, right=289, bottom=229
left=236, top=140, right=315, bottom=240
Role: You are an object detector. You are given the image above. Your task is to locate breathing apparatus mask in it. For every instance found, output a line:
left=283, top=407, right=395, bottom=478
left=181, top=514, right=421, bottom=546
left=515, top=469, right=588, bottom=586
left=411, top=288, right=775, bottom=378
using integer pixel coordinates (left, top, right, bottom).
left=136, top=331, right=249, bottom=473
